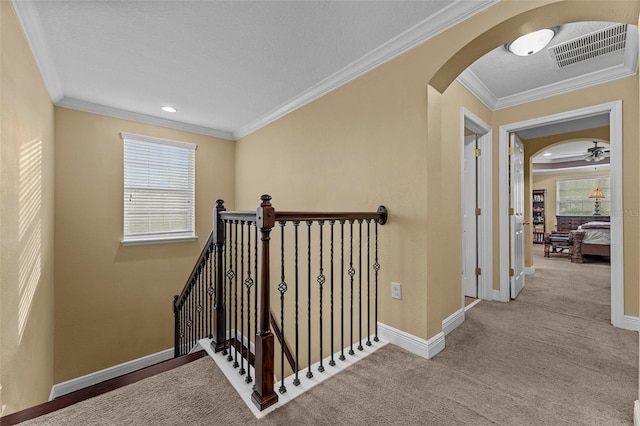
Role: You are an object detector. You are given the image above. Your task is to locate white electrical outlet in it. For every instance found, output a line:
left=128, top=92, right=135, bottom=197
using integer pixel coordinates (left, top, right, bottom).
left=391, top=282, right=402, bottom=300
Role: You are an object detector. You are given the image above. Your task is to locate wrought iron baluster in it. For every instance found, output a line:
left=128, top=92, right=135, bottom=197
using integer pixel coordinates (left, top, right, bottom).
left=348, top=220, right=355, bottom=356
left=208, top=245, right=214, bottom=339
left=293, top=221, right=300, bottom=386
left=357, top=219, right=363, bottom=352
left=374, top=222, right=380, bottom=342
left=245, top=223, right=254, bottom=384
left=233, top=221, right=239, bottom=368
left=366, top=220, right=371, bottom=346
left=339, top=220, right=345, bottom=361
left=329, top=220, right=336, bottom=367
left=278, top=221, right=288, bottom=394
left=226, top=221, right=234, bottom=359
left=239, top=221, right=246, bottom=376
left=317, top=221, right=325, bottom=373
left=306, top=221, right=313, bottom=379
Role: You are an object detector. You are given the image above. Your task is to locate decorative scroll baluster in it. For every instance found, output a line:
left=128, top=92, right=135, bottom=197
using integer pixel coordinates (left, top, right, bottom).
left=329, top=220, right=336, bottom=367
left=226, top=221, right=234, bottom=359
left=233, top=221, right=239, bottom=368
left=348, top=220, right=355, bottom=356
left=317, top=221, right=325, bottom=372
left=366, top=220, right=371, bottom=346
left=293, top=221, right=301, bottom=386
left=245, top=223, right=254, bottom=384
left=208, top=246, right=213, bottom=339
left=374, top=221, right=380, bottom=342
left=239, top=221, right=246, bottom=376
left=357, top=219, right=363, bottom=352
left=339, top=220, right=345, bottom=362
left=278, top=221, right=288, bottom=394
left=306, top=221, right=313, bottom=379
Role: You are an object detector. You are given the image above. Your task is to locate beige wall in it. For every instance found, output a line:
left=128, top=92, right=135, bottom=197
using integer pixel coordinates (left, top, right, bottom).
left=54, top=108, right=235, bottom=382
left=0, top=1, right=56, bottom=415
left=237, top=0, right=640, bottom=344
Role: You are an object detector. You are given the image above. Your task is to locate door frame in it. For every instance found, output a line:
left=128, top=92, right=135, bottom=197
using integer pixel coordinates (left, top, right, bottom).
left=497, top=100, right=624, bottom=328
left=460, top=108, right=493, bottom=304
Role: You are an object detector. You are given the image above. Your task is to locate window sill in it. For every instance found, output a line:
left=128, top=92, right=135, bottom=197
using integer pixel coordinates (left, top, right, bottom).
left=121, top=235, right=198, bottom=246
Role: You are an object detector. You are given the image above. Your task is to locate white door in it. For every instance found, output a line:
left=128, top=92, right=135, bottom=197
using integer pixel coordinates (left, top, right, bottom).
left=510, top=133, right=525, bottom=298
left=462, top=134, right=478, bottom=298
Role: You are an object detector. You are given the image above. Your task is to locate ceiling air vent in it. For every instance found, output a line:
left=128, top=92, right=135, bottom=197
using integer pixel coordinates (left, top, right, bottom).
left=549, top=24, right=628, bottom=68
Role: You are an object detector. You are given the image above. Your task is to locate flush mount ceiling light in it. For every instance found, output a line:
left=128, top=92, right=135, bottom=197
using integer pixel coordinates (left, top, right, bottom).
left=543, top=153, right=552, bottom=157
left=507, top=28, right=556, bottom=56
left=161, top=106, right=177, bottom=113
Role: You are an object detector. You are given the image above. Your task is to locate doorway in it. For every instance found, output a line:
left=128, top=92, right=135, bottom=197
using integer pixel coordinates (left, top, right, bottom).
left=498, top=100, right=625, bottom=328
left=461, top=108, right=492, bottom=307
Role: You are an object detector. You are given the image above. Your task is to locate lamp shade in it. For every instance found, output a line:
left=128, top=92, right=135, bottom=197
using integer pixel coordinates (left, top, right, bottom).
left=589, top=188, right=604, bottom=199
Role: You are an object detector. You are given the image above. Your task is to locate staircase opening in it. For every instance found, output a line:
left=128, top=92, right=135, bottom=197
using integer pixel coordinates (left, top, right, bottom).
left=173, top=194, right=388, bottom=414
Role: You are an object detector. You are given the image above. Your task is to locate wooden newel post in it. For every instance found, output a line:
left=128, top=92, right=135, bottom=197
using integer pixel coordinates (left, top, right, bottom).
left=212, top=199, right=227, bottom=352
left=252, top=194, right=279, bottom=410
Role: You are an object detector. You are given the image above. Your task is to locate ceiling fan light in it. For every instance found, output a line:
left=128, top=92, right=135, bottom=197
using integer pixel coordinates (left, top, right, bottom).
left=507, top=28, right=555, bottom=56
left=585, top=155, right=593, bottom=162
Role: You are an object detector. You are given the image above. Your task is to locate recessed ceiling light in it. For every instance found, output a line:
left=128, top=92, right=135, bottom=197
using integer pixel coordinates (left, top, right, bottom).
left=507, top=28, right=556, bottom=56
left=543, top=153, right=552, bottom=157
left=161, top=106, right=177, bottom=113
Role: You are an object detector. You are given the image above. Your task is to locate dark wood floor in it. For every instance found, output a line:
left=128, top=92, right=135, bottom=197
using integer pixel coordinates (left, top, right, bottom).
left=0, top=350, right=206, bottom=426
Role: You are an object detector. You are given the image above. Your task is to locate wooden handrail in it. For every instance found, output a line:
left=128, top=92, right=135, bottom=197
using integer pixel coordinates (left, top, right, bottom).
left=175, top=231, right=214, bottom=305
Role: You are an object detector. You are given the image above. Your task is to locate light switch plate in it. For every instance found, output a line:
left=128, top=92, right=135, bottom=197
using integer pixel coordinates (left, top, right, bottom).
left=391, top=282, right=402, bottom=300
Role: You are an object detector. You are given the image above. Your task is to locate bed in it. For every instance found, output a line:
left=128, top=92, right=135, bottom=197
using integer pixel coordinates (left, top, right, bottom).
left=568, top=221, right=610, bottom=263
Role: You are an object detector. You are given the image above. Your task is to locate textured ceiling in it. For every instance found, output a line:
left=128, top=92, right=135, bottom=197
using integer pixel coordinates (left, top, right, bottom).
left=14, top=2, right=638, bottom=141
left=15, top=0, right=495, bottom=139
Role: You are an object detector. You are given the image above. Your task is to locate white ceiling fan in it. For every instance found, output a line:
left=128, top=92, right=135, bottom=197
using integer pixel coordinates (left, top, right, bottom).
left=585, top=141, right=609, bottom=162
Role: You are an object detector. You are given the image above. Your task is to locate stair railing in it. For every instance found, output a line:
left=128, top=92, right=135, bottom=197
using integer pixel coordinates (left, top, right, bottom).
left=174, top=194, right=387, bottom=411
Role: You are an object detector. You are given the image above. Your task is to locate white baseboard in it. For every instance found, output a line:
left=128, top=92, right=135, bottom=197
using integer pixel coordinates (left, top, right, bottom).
left=623, top=315, right=640, bottom=331
left=442, top=308, right=465, bottom=336
left=49, top=348, right=174, bottom=400
left=634, top=400, right=640, bottom=426
left=524, top=266, right=535, bottom=276
left=492, top=289, right=505, bottom=302
left=377, top=322, right=444, bottom=359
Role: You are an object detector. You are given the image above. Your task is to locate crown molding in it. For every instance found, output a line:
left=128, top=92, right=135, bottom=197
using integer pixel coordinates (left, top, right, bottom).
left=233, top=0, right=499, bottom=140
left=58, top=98, right=235, bottom=140
left=493, top=63, right=637, bottom=110
left=532, top=163, right=610, bottom=176
left=456, top=69, right=497, bottom=110
left=12, top=0, right=64, bottom=103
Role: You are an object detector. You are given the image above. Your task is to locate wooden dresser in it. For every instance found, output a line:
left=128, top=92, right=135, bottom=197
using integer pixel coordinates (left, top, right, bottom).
left=556, top=215, right=610, bottom=232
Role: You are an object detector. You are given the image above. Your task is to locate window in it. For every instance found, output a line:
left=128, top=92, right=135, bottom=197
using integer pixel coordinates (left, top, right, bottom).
left=557, top=176, right=610, bottom=216
left=121, top=132, right=197, bottom=245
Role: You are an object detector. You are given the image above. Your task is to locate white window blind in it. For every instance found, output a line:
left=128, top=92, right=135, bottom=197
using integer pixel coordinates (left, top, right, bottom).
left=121, top=132, right=197, bottom=245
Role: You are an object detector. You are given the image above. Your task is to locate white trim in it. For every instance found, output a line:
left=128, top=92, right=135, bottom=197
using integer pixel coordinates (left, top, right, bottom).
left=457, top=69, right=498, bottom=110
left=59, top=98, right=234, bottom=140
left=493, top=64, right=637, bottom=110
left=634, top=400, right=640, bottom=426
left=120, top=132, right=198, bottom=150
left=524, top=266, right=535, bottom=276
left=622, top=315, right=640, bottom=331
left=442, top=308, right=465, bottom=336
left=377, top=322, right=444, bottom=359
left=121, top=235, right=198, bottom=246
left=532, top=164, right=610, bottom=176
left=233, top=0, right=498, bottom=140
left=465, top=298, right=482, bottom=311
left=461, top=108, right=493, bottom=302
left=49, top=348, right=174, bottom=400
left=11, top=0, right=64, bottom=103
left=499, top=101, right=624, bottom=328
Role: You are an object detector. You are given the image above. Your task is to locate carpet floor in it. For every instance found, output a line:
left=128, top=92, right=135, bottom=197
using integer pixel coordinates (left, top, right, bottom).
left=21, top=246, right=638, bottom=425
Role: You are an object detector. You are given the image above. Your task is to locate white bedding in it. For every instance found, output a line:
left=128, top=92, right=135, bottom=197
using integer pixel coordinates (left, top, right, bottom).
left=582, top=228, right=610, bottom=245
